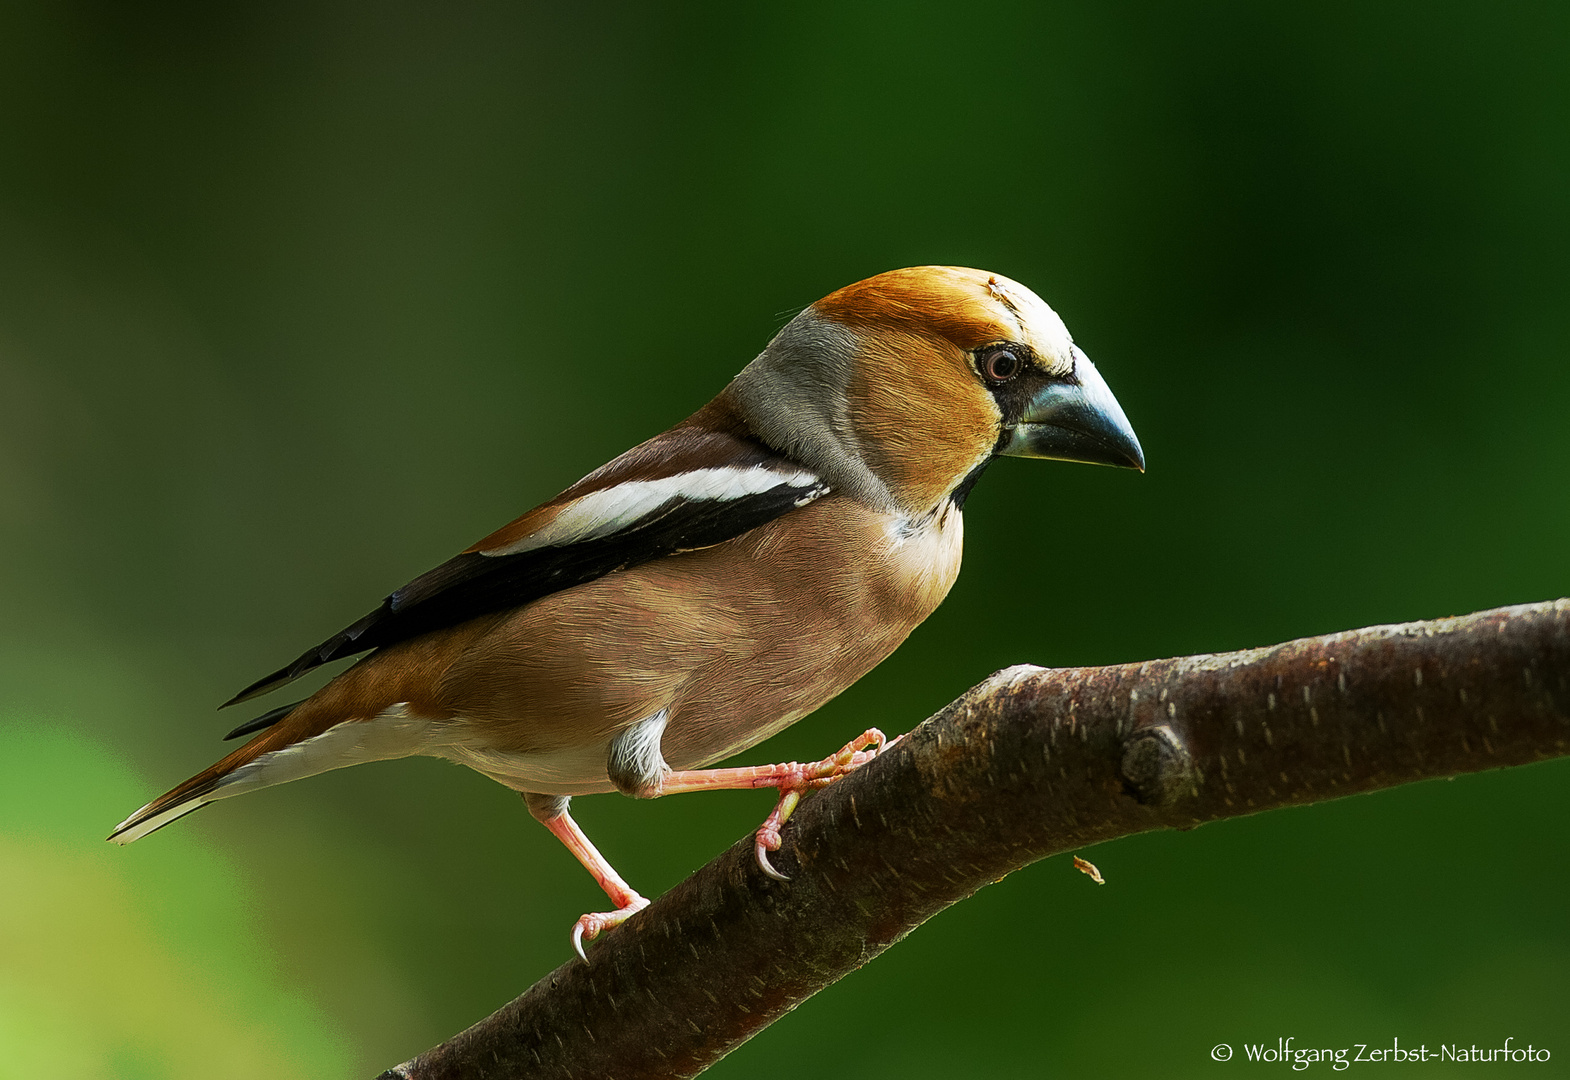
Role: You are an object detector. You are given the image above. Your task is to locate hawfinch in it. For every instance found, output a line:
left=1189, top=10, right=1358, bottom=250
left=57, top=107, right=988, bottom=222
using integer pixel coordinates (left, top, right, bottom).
left=111, top=266, right=1144, bottom=957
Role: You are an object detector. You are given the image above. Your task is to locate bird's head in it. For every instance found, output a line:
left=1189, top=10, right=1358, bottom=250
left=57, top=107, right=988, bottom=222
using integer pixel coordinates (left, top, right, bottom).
left=729, top=266, right=1144, bottom=517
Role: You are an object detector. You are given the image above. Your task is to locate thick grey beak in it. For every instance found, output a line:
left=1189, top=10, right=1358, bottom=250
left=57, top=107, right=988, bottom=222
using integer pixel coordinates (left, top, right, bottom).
left=998, top=350, right=1145, bottom=471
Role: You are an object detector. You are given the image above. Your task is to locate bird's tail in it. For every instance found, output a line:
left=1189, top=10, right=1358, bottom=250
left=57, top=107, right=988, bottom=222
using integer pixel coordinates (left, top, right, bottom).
left=109, top=735, right=274, bottom=844
left=109, top=696, right=433, bottom=845
left=109, top=697, right=315, bottom=844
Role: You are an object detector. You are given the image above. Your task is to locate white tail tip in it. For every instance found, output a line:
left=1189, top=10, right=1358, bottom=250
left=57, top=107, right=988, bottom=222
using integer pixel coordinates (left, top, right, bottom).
left=108, top=796, right=210, bottom=845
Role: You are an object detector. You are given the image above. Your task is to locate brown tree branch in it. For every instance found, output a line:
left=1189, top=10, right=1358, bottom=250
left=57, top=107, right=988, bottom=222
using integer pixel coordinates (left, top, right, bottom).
left=379, top=599, right=1570, bottom=1080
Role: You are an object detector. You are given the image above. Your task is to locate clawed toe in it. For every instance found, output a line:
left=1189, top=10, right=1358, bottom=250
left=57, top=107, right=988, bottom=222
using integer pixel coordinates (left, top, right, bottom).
left=753, top=789, right=799, bottom=881
left=570, top=895, right=650, bottom=962
left=827, top=727, right=887, bottom=772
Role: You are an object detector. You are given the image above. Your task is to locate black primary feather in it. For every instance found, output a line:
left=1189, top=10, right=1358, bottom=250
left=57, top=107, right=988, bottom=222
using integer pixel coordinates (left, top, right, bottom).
left=222, top=699, right=304, bottom=741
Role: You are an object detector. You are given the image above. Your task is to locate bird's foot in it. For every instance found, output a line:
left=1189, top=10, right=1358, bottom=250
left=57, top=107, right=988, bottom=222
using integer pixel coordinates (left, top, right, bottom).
left=570, top=892, right=650, bottom=962
left=753, top=728, right=891, bottom=880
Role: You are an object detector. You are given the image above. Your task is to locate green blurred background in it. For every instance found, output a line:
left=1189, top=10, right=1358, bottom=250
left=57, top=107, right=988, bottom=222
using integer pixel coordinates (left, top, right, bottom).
left=2, top=2, right=1567, bottom=1076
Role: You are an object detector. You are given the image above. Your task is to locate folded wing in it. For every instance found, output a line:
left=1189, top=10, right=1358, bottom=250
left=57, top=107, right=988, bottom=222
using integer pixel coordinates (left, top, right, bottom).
left=223, top=400, right=827, bottom=708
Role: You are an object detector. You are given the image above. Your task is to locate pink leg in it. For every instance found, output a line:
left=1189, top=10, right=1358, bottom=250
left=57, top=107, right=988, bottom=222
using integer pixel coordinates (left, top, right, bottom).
left=659, top=728, right=890, bottom=879
left=536, top=805, right=650, bottom=961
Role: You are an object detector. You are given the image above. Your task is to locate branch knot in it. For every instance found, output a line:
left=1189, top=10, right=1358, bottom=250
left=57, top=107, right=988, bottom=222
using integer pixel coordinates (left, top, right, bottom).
left=1120, top=723, right=1193, bottom=806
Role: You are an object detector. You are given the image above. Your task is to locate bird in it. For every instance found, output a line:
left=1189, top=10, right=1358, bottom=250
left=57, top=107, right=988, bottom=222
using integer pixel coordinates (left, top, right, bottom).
left=109, top=266, right=1144, bottom=958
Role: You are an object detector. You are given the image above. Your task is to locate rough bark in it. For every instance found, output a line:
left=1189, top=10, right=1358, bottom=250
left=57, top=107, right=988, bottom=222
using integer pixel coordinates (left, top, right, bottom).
left=379, top=599, right=1570, bottom=1080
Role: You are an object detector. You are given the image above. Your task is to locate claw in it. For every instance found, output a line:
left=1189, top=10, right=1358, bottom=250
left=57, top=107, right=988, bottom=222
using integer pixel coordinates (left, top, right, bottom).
left=827, top=728, right=886, bottom=771
left=754, top=788, right=798, bottom=880
left=755, top=840, right=790, bottom=881
left=568, top=894, right=650, bottom=962
left=752, top=786, right=804, bottom=881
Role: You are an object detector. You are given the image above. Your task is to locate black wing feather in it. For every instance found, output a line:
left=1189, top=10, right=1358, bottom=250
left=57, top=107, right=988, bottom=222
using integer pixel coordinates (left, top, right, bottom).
left=221, top=478, right=828, bottom=708
left=222, top=699, right=304, bottom=741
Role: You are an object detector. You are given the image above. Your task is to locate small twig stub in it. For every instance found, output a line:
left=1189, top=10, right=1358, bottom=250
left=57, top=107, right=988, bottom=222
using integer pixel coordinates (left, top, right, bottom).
left=1073, top=855, right=1106, bottom=885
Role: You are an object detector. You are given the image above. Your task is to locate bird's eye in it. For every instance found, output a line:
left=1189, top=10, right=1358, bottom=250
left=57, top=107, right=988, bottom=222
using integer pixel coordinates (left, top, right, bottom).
left=979, top=347, right=1022, bottom=383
